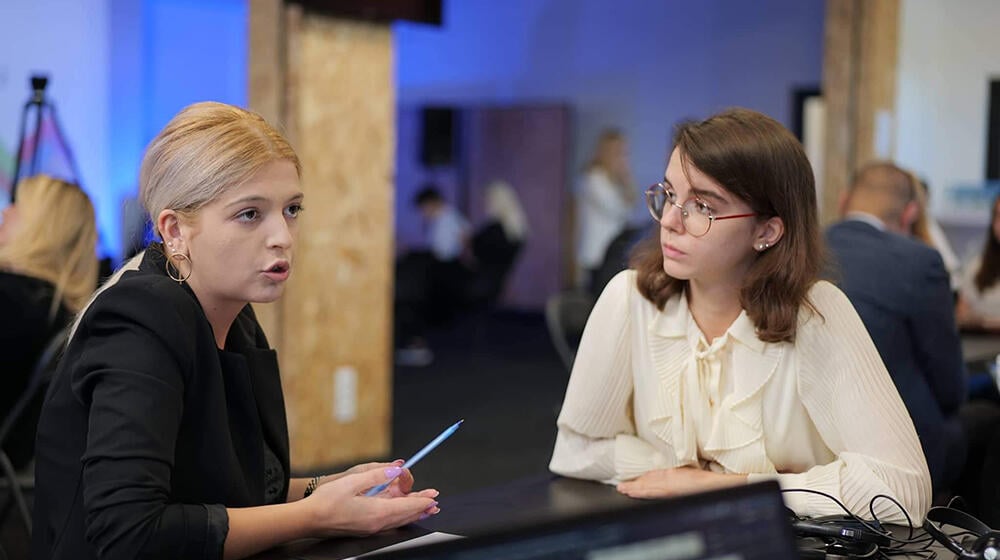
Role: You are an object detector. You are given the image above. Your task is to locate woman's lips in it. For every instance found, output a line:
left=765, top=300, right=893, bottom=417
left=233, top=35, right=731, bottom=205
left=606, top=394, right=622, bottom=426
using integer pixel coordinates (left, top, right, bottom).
left=662, top=243, right=686, bottom=259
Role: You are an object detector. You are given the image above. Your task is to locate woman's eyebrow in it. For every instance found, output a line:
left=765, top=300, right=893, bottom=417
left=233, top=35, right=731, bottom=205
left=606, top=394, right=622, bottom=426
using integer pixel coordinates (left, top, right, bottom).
left=224, top=195, right=269, bottom=209
left=691, top=186, right=728, bottom=205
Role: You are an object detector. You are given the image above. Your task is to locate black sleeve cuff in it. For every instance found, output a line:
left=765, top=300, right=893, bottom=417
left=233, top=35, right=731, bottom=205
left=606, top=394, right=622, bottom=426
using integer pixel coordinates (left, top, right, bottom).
left=204, top=503, right=229, bottom=559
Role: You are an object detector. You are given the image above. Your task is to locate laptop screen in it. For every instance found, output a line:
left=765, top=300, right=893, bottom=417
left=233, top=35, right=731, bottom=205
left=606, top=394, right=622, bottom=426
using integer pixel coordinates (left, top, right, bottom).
left=368, top=481, right=798, bottom=560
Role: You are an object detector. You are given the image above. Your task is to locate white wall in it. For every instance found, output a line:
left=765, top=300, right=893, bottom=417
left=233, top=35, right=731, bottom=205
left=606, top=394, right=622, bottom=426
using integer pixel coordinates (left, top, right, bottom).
left=0, top=0, right=110, bottom=241
left=895, top=0, right=1000, bottom=225
left=395, top=0, right=825, bottom=221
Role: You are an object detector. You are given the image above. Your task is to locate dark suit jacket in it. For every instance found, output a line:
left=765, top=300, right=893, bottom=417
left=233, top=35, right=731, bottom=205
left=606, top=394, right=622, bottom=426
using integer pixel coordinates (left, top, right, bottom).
left=825, top=219, right=966, bottom=492
left=32, top=248, right=290, bottom=560
left=0, top=271, right=70, bottom=469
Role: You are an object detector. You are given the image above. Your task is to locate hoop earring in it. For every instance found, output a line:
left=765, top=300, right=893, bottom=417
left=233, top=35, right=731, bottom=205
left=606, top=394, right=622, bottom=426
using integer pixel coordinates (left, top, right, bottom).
left=166, top=252, right=192, bottom=283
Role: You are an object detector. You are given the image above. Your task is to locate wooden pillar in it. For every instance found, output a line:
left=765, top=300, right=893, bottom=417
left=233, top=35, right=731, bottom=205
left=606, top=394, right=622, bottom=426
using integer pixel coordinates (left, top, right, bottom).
left=248, top=1, right=394, bottom=470
left=820, top=0, right=900, bottom=224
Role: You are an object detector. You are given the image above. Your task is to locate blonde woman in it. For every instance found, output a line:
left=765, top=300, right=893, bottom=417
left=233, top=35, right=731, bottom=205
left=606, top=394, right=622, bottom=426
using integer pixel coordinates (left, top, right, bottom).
left=0, top=174, right=97, bottom=469
left=32, top=102, right=439, bottom=560
left=576, top=129, right=636, bottom=290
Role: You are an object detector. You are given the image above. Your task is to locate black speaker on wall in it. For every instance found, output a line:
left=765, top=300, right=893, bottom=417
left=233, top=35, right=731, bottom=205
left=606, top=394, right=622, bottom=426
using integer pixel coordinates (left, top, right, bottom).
left=421, top=107, right=457, bottom=167
left=293, top=0, right=442, bottom=25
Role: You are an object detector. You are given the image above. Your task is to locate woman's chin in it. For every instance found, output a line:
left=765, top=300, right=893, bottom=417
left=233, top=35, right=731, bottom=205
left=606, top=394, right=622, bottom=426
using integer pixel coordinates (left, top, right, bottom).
left=662, top=261, right=691, bottom=280
left=251, top=285, right=286, bottom=304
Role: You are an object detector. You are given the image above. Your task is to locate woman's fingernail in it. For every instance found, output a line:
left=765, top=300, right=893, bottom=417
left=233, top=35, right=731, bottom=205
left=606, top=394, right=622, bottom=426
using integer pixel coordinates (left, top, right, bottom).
left=430, top=490, right=440, bottom=498
left=384, top=466, right=402, bottom=479
left=419, top=513, right=430, bottom=520
left=392, top=459, right=405, bottom=466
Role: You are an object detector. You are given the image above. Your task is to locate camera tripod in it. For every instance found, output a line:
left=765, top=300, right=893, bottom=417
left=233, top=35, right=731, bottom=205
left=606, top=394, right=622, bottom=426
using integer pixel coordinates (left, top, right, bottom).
left=9, top=75, right=81, bottom=202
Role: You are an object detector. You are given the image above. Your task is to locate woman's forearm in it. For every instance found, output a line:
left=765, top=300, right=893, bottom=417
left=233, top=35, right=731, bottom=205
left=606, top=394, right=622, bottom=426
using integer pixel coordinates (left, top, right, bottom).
left=287, top=477, right=310, bottom=502
left=224, top=501, right=316, bottom=560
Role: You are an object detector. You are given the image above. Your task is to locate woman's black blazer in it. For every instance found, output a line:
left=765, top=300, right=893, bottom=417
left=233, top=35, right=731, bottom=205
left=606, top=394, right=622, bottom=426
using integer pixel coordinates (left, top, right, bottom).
left=32, top=248, right=290, bottom=560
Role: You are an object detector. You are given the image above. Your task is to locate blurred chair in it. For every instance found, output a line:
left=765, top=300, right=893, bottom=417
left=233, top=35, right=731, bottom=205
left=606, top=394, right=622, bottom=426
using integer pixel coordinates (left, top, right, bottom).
left=0, top=325, right=70, bottom=538
left=545, top=291, right=595, bottom=373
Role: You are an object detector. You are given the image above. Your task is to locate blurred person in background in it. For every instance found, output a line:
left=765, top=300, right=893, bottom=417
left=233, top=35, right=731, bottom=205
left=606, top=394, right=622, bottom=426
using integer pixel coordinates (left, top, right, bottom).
left=464, top=180, right=527, bottom=308
left=909, top=177, right=962, bottom=292
left=0, top=174, right=97, bottom=469
left=576, top=128, right=637, bottom=293
left=395, top=185, right=472, bottom=366
left=958, top=195, right=1000, bottom=330
left=826, top=162, right=966, bottom=496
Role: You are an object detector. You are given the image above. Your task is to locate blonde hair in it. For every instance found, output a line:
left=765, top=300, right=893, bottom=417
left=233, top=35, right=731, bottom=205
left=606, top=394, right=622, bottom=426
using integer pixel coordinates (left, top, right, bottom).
left=587, top=128, right=636, bottom=204
left=484, top=180, right=528, bottom=241
left=0, top=174, right=98, bottom=315
left=588, top=128, right=625, bottom=172
left=140, top=101, right=300, bottom=237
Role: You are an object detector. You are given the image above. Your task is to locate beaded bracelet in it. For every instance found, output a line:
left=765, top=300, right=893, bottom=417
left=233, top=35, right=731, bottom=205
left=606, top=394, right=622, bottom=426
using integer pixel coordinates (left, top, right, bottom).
left=303, top=475, right=322, bottom=498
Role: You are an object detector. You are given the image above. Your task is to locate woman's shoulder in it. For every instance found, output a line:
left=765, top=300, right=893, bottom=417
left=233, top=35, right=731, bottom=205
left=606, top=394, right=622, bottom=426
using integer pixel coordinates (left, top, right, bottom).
left=602, top=269, right=638, bottom=300
left=81, top=265, right=204, bottom=341
left=796, top=280, right=868, bottom=350
left=804, top=279, right=851, bottom=311
left=581, top=167, right=613, bottom=187
left=600, top=269, right=666, bottom=315
left=0, top=268, right=55, bottom=296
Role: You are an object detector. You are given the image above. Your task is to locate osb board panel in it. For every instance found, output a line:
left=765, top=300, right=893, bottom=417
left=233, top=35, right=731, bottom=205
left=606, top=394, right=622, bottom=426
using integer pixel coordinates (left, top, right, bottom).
left=281, top=14, right=394, bottom=470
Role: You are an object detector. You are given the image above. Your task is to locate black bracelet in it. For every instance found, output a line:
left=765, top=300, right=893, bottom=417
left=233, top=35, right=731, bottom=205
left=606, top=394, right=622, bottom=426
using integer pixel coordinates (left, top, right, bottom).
left=303, top=476, right=322, bottom=498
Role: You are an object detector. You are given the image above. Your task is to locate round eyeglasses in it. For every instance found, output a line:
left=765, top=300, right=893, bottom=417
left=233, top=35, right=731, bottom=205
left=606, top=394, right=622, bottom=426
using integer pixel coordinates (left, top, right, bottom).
left=645, top=182, right=756, bottom=237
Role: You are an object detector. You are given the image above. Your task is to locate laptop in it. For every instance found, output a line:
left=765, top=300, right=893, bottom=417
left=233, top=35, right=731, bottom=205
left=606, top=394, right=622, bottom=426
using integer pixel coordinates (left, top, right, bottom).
left=368, top=481, right=799, bottom=560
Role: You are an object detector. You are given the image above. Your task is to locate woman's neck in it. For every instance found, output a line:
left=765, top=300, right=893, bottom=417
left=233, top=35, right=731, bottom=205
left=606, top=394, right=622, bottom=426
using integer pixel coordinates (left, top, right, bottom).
left=686, top=278, right=744, bottom=343
left=185, top=278, right=241, bottom=350
left=204, top=307, right=239, bottom=350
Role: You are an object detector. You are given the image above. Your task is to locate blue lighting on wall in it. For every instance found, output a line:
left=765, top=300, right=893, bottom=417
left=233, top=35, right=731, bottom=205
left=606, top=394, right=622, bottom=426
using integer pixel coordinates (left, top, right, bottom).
left=108, top=0, right=246, bottom=261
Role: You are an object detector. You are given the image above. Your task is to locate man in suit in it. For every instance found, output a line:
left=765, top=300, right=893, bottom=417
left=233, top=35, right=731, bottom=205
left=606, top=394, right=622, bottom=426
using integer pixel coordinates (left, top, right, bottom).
left=825, top=162, right=966, bottom=495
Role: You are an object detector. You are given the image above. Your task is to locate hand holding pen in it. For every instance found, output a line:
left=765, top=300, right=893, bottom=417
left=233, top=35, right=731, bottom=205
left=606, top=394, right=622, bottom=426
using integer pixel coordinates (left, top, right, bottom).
left=365, top=419, right=464, bottom=497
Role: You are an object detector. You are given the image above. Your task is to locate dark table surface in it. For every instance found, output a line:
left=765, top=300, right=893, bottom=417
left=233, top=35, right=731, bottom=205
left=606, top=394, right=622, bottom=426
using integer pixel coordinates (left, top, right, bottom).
left=250, top=474, right=952, bottom=560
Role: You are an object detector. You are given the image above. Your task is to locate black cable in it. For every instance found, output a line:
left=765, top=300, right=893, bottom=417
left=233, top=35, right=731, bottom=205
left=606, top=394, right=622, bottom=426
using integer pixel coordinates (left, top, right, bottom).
left=869, top=494, right=914, bottom=541
left=782, top=488, right=899, bottom=539
left=782, top=487, right=945, bottom=557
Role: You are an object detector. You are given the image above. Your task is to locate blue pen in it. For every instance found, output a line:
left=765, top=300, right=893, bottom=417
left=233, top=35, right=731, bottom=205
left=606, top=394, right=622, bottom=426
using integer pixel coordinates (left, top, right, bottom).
left=365, top=419, right=464, bottom=497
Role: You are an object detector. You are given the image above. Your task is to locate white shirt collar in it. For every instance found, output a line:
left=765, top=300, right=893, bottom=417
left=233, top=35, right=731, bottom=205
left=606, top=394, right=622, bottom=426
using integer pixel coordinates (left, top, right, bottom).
left=844, top=211, right=887, bottom=232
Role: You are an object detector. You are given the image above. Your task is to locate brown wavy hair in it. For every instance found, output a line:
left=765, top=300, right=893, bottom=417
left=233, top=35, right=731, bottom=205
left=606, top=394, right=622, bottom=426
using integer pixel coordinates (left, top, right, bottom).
left=974, top=196, right=1000, bottom=293
left=630, top=108, right=824, bottom=343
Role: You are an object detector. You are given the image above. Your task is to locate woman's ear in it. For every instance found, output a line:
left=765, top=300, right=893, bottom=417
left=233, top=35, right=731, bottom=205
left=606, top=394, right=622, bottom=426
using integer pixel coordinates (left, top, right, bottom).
left=157, top=209, right=185, bottom=253
left=755, top=216, right=785, bottom=249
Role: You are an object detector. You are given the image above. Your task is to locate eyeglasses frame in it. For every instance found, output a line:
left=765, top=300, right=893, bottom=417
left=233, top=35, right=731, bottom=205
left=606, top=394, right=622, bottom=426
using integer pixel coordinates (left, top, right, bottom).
left=644, top=182, right=757, bottom=238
